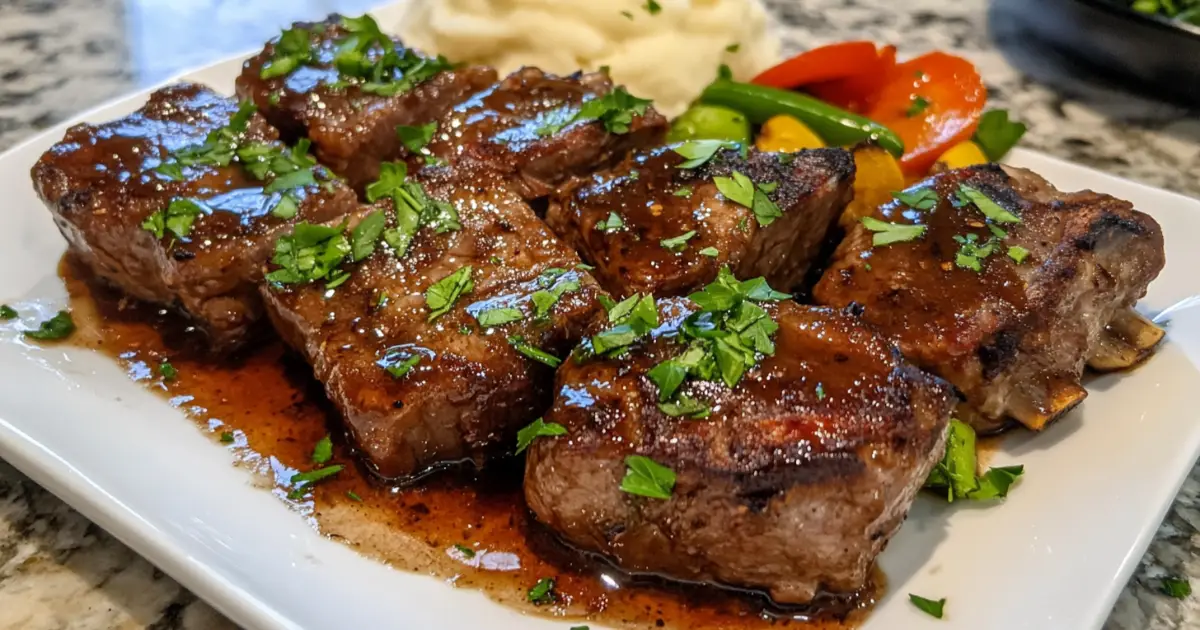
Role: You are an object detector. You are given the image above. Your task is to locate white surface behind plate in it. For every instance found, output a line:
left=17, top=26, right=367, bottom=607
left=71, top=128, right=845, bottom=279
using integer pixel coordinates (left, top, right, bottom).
left=0, top=10, right=1198, bottom=628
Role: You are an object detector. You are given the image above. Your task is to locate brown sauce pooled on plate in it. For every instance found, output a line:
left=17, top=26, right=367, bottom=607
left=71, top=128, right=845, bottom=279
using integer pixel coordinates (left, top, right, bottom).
left=58, top=255, right=878, bottom=629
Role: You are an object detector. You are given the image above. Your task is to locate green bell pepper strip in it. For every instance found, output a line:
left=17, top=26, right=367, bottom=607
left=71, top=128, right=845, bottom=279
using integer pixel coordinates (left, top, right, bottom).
left=667, top=104, right=752, bottom=144
left=699, top=79, right=905, bottom=157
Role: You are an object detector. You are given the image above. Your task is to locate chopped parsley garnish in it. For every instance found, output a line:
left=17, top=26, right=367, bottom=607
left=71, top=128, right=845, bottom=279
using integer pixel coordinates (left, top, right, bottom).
left=330, top=15, right=456, bottom=97
left=24, top=310, right=75, bottom=341
left=528, top=577, right=557, bottom=605
left=531, top=270, right=582, bottom=320
left=350, top=211, right=387, bottom=261
left=219, top=431, right=235, bottom=443
left=574, top=87, right=653, bottom=134
left=381, top=351, right=421, bottom=379
left=699, top=247, right=719, bottom=257
left=905, top=95, right=931, bottom=118
left=658, top=394, right=711, bottom=418
left=673, top=186, right=693, bottom=197
left=171, top=100, right=255, bottom=168
left=893, top=188, right=939, bottom=210
left=1161, top=576, right=1192, bottom=599
left=425, top=266, right=474, bottom=321
left=261, top=26, right=314, bottom=79
left=0, top=305, right=17, bottom=320
left=714, top=170, right=782, bottom=226
left=924, top=419, right=1024, bottom=502
left=620, top=455, right=676, bottom=499
left=957, top=184, right=1021, bottom=224
left=953, top=233, right=998, bottom=272
left=673, top=139, right=738, bottom=169
left=265, top=221, right=352, bottom=288
left=515, top=417, right=568, bottom=454
left=640, top=268, right=789, bottom=414
left=909, top=594, right=946, bottom=619
left=142, top=198, right=207, bottom=241
left=587, top=294, right=659, bottom=357
left=595, top=212, right=624, bottom=233
left=509, top=335, right=562, bottom=367
left=973, top=110, right=1027, bottom=162
left=159, top=361, right=178, bottom=382
left=367, top=162, right=460, bottom=258
left=454, top=544, right=476, bottom=559
left=476, top=307, right=524, bottom=328
left=621, top=9, right=634, bottom=19
left=288, top=464, right=344, bottom=498
left=644, top=0, right=662, bottom=14
left=397, top=122, right=437, bottom=153
left=661, top=230, right=697, bottom=252
left=347, top=490, right=363, bottom=502
left=311, top=435, right=333, bottom=464
left=1007, top=245, right=1030, bottom=264
left=861, top=216, right=926, bottom=246
left=726, top=43, right=740, bottom=53
left=816, top=383, right=825, bottom=400
left=153, top=162, right=185, bottom=181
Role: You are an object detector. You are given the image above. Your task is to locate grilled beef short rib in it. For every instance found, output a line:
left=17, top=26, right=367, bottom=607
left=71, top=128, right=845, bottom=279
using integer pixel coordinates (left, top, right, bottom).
left=420, top=67, right=669, bottom=200
left=524, top=298, right=955, bottom=603
left=236, top=16, right=497, bottom=192
left=814, top=164, right=1165, bottom=433
left=546, top=146, right=854, bottom=298
left=31, top=83, right=359, bottom=350
left=262, top=168, right=606, bottom=480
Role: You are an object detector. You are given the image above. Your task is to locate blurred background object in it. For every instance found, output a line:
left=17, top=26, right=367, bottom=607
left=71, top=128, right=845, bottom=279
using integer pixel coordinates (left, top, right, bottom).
left=991, top=0, right=1200, bottom=107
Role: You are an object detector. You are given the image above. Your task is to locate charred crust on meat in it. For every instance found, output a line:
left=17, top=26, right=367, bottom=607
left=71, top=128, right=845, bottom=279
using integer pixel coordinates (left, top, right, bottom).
left=978, top=329, right=1020, bottom=381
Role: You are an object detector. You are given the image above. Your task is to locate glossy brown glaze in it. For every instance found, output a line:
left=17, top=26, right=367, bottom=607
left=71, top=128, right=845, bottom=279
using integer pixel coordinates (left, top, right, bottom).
left=547, top=146, right=854, bottom=298
left=59, top=256, right=875, bottom=629
left=525, top=298, right=955, bottom=604
left=262, top=167, right=607, bottom=481
left=814, top=165, right=1165, bottom=432
left=421, top=67, right=669, bottom=200
left=30, top=83, right=359, bottom=350
left=236, top=16, right=498, bottom=191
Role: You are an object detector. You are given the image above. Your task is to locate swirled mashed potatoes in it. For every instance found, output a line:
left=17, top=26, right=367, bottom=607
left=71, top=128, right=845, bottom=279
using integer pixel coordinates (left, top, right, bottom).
left=394, top=0, right=781, bottom=117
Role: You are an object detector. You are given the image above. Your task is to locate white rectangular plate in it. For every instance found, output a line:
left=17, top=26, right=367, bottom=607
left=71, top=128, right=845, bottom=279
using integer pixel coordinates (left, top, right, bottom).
left=1, top=7, right=1198, bottom=628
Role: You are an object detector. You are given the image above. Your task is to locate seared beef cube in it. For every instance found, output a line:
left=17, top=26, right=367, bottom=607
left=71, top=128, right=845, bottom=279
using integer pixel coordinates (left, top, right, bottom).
left=236, top=15, right=497, bottom=192
left=261, top=168, right=606, bottom=479
left=546, top=145, right=854, bottom=297
left=30, top=83, right=359, bottom=350
left=524, top=297, right=954, bottom=603
left=420, top=67, right=668, bottom=199
left=813, top=165, right=1165, bottom=433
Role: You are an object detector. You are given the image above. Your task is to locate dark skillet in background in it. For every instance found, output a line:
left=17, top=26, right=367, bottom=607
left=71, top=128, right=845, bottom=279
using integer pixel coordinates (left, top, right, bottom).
left=989, top=0, right=1200, bottom=107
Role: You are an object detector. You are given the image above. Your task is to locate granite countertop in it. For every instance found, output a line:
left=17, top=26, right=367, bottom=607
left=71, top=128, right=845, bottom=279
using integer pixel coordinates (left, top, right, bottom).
left=0, top=0, right=1198, bottom=628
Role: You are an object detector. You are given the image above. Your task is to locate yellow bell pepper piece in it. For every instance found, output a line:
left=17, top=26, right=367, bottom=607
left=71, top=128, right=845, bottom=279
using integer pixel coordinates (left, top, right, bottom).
left=937, top=141, right=990, bottom=170
left=841, top=145, right=906, bottom=228
left=756, top=115, right=826, bottom=152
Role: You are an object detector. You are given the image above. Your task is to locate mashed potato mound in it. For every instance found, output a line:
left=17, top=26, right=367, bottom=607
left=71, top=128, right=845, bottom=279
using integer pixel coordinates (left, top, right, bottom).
left=394, top=0, right=781, bottom=117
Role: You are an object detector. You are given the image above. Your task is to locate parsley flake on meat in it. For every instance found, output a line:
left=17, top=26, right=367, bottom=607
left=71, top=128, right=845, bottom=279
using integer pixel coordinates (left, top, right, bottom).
left=475, top=307, right=524, bottom=328
left=266, top=221, right=352, bottom=288
left=311, top=435, right=334, bottom=464
left=595, top=212, right=624, bottom=232
left=861, top=216, right=927, bottom=246
left=893, top=188, right=939, bottom=210
left=660, top=230, right=697, bottom=252
left=366, top=162, right=461, bottom=258
left=158, top=361, right=178, bottom=382
left=260, top=26, right=314, bottom=79
left=713, top=170, right=783, bottom=226
left=620, top=455, right=676, bottom=499
left=425, top=266, right=474, bottom=322
left=397, top=121, right=437, bottom=153
left=509, top=335, right=562, bottom=367
left=973, top=110, right=1027, bottom=161
left=515, top=417, right=568, bottom=454
left=957, top=184, right=1021, bottom=224
left=380, top=347, right=422, bottom=380
left=141, top=198, right=208, bottom=241
left=673, top=139, right=738, bottom=169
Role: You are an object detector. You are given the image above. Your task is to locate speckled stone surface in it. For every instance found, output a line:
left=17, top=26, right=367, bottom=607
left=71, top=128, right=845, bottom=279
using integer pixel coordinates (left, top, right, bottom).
left=0, top=0, right=1197, bottom=628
